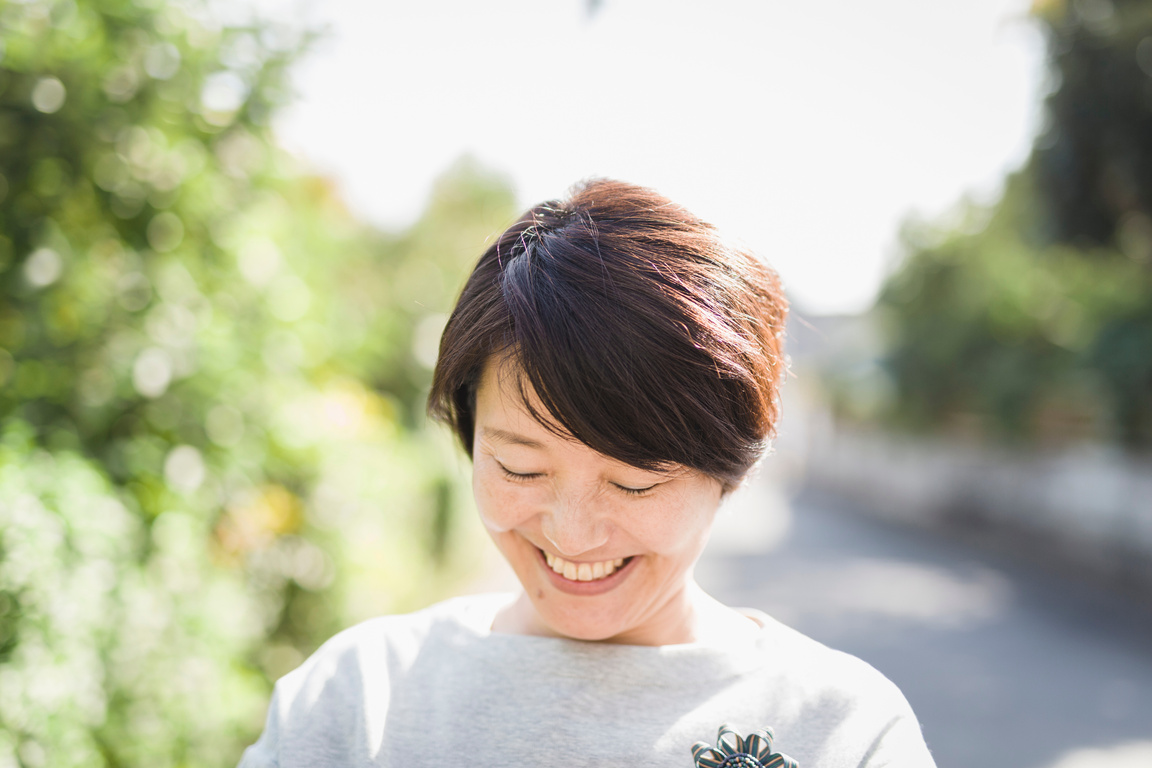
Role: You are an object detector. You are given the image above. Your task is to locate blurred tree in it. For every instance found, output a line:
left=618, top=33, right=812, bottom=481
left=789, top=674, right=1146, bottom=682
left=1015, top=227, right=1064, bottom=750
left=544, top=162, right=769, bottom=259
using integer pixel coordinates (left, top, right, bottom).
left=1033, top=0, right=1152, bottom=248
left=876, top=0, right=1152, bottom=448
left=0, top=1, right=517, bottom=765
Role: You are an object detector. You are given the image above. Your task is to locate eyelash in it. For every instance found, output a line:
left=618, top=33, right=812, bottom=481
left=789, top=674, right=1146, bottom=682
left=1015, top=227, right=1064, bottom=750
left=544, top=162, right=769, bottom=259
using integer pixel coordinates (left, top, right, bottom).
left=616, top=484, right=655, bottom=497
left=499, top=465, right=541, bottom=483
left=497, top=463, right=655, bottom=496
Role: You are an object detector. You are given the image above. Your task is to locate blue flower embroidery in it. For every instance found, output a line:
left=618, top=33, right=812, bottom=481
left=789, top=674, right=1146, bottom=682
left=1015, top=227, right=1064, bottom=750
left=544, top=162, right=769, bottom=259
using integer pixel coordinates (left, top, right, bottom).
left=691, top=724, right=799, bottom=768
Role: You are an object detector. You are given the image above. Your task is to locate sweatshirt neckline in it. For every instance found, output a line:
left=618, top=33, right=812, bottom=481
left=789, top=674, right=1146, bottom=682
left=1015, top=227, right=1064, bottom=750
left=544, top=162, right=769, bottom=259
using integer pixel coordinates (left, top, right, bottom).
left=448, top=592, right=775, bottom=677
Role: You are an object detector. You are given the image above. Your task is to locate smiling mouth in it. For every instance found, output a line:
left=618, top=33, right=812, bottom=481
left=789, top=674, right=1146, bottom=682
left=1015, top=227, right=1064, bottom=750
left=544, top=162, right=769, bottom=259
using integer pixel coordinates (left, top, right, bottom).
left=541, top=549, right=634, bottom=582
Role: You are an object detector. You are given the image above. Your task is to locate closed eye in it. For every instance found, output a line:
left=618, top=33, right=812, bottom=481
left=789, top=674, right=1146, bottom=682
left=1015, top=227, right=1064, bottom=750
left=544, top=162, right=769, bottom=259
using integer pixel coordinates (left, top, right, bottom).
left=496, top=459, right=658, bottom=495
left=498, top=463, right=542, bottom=482
left=614, top=482, right=656, bottom=497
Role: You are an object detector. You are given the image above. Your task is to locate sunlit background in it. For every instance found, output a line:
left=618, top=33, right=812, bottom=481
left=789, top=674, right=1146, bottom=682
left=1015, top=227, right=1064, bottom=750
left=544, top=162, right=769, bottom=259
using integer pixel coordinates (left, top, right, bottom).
left=268, top=0, right=1043, bottom=316
left=1, top=0, right=1151, bottom=766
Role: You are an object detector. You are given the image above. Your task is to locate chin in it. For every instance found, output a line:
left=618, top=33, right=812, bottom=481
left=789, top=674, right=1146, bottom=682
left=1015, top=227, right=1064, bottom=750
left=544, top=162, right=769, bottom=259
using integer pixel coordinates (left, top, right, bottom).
left=546, top=616, right=619, bottom=642
left=531, top=599, right=637, bottom=643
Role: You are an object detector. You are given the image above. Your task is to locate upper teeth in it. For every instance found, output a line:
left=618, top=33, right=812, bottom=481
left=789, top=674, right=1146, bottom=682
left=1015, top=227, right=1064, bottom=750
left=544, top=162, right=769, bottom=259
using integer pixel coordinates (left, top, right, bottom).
left=544, top=552, right=626, bottom=581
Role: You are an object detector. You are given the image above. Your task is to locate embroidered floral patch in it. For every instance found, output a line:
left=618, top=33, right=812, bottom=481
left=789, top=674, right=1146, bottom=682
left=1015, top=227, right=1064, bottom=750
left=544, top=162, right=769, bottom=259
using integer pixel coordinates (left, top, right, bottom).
left=691, top=724, right=799, bottom=768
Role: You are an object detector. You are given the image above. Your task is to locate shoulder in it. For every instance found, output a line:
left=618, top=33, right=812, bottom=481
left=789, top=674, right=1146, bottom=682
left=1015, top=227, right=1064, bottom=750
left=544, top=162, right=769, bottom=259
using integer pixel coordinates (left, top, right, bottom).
left=249, top=598, right=506, bottom=755
left=308, top=593, right=483, bottom=656
left=753, top=612, right=911, bottom=709
left=282, top=592, right=504, bottom=695
left=741, top=615, right=935, bottom=766
left=239, top=594, right=509, bottom=767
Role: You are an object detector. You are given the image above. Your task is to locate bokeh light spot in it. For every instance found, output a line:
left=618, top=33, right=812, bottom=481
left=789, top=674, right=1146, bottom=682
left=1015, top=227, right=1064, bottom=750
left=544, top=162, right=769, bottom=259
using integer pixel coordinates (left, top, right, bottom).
left=238, top=238, right=282, bottom=286
left=32, top=77, right=66, bottom=114
left=103, top=66, right=139, bottom=103
left=164, top=445, right=205, bottom=494
left=132, top=347, right=173, bottom=398
left=144, top=42, right=181, bottom=80
left=200, top=71, right=247, bottom=120
left=147, top=212, right=184, bottom=253
left=23, top=248, right=63, bottom=288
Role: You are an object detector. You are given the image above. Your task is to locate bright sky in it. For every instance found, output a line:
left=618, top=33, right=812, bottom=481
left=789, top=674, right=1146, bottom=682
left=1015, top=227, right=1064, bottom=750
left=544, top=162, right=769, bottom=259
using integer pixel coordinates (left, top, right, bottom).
left=263, top=0, right=1045, bottom=315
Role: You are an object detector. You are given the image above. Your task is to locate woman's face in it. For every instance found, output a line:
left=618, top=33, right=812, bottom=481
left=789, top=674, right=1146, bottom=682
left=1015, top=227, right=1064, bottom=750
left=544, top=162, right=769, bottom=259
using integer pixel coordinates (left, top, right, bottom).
left=471, top=358, right=724, bottom=646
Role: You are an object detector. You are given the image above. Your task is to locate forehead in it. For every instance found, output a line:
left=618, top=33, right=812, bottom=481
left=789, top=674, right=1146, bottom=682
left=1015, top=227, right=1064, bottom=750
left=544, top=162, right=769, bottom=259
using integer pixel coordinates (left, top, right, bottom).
left=476, top=358, right=628, bottom=467
left=473, top=358, right=693, bottom=481
left=473, top=354, right=697, bottom=481
left=474, top=355, right=568, bottom=442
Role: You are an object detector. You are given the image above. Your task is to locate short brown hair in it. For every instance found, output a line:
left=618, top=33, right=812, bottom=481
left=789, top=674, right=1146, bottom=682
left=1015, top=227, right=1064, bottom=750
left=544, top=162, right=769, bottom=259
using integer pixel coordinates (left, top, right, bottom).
left=427, top=179, right=788, bottom=488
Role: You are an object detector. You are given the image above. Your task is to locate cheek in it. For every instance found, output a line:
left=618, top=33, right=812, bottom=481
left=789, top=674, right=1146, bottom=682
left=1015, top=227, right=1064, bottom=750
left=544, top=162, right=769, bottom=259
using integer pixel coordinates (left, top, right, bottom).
left=633, top=490, right=719, bottom=555
left=644, top=517, right=710, bottom=556
left=472, top=463, right=538, bottom=534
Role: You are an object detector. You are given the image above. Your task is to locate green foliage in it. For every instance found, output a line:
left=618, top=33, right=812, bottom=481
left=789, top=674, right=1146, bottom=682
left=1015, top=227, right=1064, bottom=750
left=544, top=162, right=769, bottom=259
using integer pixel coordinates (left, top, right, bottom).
left=876, top=0, right=1152, bottom=447
left=1032, top=0, right=1152, bottom=248
left=879, top=170, right=1152, bottom=445
left=1, top=423, right=268, bottom=766
left=0, top=0, right=518, bottom=764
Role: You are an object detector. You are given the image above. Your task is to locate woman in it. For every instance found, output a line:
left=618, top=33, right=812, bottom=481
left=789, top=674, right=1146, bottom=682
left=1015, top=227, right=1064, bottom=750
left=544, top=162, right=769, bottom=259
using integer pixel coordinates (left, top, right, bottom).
left=239, top=180, right=936, bottom=767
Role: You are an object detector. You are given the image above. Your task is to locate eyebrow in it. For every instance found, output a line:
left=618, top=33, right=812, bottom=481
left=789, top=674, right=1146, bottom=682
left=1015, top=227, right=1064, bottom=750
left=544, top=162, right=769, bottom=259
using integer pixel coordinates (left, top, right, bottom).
left=479, top=427, right=545, bottom=449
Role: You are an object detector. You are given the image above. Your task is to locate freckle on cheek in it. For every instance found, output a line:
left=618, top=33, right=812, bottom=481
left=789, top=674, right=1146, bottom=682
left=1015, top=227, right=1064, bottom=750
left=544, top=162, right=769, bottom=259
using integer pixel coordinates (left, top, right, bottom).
left=536, top=589, right=544, bottom=599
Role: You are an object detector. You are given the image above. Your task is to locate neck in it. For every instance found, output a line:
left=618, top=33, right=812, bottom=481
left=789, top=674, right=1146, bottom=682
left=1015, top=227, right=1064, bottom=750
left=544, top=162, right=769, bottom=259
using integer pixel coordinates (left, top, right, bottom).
left=493, top=580, right=760, bottom=646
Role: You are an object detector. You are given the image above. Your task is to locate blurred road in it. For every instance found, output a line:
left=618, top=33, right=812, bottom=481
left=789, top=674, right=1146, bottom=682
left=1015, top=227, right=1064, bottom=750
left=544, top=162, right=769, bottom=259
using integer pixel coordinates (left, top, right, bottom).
left=698, top=482, right=1152, bottom=768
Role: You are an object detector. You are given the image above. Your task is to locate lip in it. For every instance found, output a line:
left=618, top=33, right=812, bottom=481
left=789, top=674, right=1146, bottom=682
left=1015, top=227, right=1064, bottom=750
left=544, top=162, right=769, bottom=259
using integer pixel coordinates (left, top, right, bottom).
left=536, top=547, right=637, bottom=596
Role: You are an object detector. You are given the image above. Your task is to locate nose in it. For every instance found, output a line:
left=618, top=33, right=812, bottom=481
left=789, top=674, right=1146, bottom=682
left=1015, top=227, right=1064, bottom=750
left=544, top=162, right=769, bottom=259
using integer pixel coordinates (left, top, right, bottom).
left=539, top=486, right=610, bottom=557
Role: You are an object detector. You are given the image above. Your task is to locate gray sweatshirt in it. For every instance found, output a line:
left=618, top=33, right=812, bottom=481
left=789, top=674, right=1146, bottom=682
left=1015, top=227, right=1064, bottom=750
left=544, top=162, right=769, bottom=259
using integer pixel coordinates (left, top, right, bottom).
left=239, top=593, right=936, bottom=767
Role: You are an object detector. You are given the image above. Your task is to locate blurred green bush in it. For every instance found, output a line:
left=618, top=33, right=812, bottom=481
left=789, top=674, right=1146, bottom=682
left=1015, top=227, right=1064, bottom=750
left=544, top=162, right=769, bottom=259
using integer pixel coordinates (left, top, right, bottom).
left=876, top=0, right=1152, bottom=447
left=0, top=0, right=516, bottom=764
